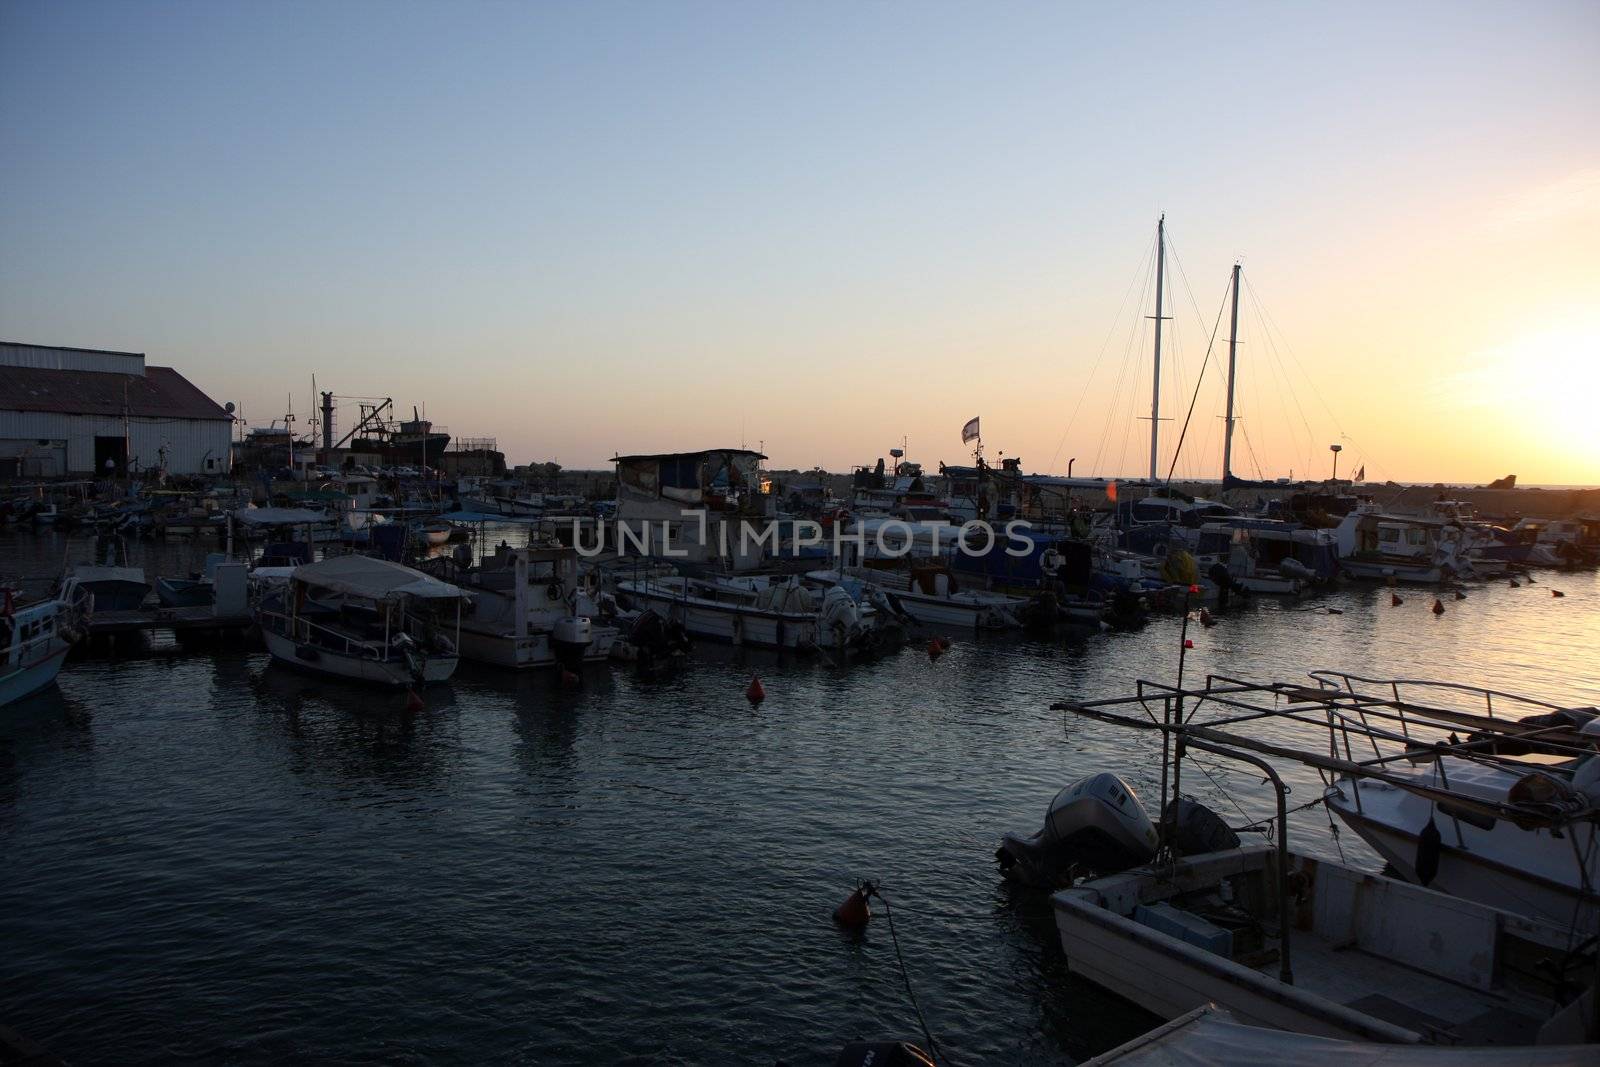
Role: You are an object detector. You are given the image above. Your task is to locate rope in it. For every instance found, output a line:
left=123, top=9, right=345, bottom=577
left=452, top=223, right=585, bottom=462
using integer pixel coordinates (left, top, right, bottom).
left=1163, top=276, right=1233, bottom=486
left=866, top=884, right=943, bottom=1065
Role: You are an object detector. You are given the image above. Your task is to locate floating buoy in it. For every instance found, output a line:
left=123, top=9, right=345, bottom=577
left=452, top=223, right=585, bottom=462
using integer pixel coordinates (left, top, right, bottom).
left=1553, top=589, right=1566, bottom=598
left=746, top=676, right=766, bottom=704
left=1432, top=598, right=1445, bottom=615
left=1454, top=591, right=1467, bottom=600
left=834, top=885, right=871, bottom=929
left=405, top=689, right=424, bottom=712
left=1526, top=575, right=1537, bottom=584
left=926, top=638, right=945, bottom=662
left=1509, top=578, right=1520, bottom=588
left=560, top=669, right=581, bottom=688
left=1183, top=638, right=1195, bottom=649
left=1391, top=593, right=1404, bottom=607
left=1198, top=607, right=1218, bottom=628
left=1327, top=608, right=1344, bottom=615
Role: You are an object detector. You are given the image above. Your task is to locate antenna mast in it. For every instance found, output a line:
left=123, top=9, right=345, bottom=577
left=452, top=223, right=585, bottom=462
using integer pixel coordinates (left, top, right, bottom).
left=1222, top=263, right=1241, bottom=482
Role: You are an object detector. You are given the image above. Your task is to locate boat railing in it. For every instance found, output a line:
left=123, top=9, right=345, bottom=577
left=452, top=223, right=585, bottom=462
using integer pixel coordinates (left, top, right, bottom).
left=1308, top=669, right=1572, bottom=724
left=256, top=606, right=392, bottom=661
left=1057, top=677, right=1600, bottom=830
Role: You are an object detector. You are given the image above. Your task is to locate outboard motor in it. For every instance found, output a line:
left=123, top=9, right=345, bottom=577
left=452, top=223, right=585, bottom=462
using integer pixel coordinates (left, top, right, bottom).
left=997, top=773, right=1159, bottom=888
left=550, top=615, right=592, bottom=672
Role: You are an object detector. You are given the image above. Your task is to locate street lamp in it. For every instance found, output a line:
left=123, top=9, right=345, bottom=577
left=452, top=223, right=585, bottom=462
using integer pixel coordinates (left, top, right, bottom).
left=1330, top=443, right=1343, bottom=481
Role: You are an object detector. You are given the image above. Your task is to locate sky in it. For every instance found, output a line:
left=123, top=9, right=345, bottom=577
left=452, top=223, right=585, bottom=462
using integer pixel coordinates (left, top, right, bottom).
left=2, top=1, right=1597, bottom=484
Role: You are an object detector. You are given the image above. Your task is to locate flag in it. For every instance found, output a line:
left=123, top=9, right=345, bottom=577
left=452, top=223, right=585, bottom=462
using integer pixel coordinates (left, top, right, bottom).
left=1354, top=465, right=1365, bottom=482
left=1106, top=480, right=1118, bottom=502
left=961, top=416, right=980, bottom=444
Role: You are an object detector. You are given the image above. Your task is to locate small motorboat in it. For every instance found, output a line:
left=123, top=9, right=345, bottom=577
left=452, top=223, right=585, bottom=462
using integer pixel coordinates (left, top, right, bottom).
left=1, top=578, right=91, bottom=708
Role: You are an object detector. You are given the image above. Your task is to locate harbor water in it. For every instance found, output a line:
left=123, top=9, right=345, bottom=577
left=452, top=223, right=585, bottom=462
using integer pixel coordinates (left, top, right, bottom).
left=3, top=529, right=1598, bottom=1064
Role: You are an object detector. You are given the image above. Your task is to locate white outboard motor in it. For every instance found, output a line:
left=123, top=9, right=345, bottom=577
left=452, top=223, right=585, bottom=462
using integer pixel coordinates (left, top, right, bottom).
left=997, top=773, right=1159, bottom=888
left=818, top=586, right=863, bottom=648
left=551, top=615, right=593, bottom=671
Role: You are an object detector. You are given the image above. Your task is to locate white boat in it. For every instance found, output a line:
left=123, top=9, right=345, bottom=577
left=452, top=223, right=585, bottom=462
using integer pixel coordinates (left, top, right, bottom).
left=1, top=578, right=90, bottom=707
left=1307, top=671, right=1600, bottom=933
left=1055, top=843, right=1585, bottom=1044
left=411, top=520, right=452, bottom=546
left=1332, top=507, right=1475, bottom=583
left=806, top=564, right=1025, bottom=630
left=450, top=543, right=618, bottom=670
left=255, top=555, right=465, bottom=687
left=614, top=573, right=897, bottom=654
left=1031, top=677, right=1600, bottom=1047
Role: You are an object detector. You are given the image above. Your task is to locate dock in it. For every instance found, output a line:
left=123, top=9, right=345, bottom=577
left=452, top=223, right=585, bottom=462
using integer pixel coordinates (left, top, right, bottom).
left=84, top=605, right=255, bottom=648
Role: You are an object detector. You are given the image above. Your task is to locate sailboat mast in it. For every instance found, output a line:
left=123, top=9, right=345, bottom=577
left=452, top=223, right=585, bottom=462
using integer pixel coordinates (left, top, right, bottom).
left=1148, top=215, right=1166, bottom=481
left=1222, top=263, right=1241, bottom=482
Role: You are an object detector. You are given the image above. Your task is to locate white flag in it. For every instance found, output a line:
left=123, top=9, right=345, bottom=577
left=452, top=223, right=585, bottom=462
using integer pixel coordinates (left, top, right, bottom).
left=961, top=416, right=980, bottom=444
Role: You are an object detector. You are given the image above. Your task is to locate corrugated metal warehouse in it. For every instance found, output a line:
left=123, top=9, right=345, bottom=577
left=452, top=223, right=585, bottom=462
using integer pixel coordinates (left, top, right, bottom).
left=0, top=342, right=233, bottom=478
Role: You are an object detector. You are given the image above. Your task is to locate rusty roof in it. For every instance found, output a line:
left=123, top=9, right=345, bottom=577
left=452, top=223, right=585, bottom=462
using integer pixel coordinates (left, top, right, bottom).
left=0, top=365, right=232, bottom=421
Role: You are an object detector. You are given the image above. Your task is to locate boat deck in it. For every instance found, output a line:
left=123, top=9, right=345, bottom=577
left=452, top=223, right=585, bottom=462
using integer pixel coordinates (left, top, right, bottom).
left=1271, top=934, right=1547, bottom=1045
left=84, top=606, right=253, bottom=637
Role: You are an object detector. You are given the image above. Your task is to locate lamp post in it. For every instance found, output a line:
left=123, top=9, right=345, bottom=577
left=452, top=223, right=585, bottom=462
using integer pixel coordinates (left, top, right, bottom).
left=1330, top=443, right=1343, bottom=481
left=1068, top=457, right=1076, bottom=478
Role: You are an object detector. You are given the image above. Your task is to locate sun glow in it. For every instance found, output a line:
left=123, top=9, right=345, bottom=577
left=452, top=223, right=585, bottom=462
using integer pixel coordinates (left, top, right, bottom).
left=1476, top=318, right=1600, bottom=481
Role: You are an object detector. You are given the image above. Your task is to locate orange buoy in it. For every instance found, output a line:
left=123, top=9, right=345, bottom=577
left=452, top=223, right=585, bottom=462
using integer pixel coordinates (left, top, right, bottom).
left=1391, top=593, right=1404, bottom=607
left=1432, top=598, right=1445, bottom=615
left=833, top=886, right=871, bottom=929
left=926, top=638, right=945, bottom=662
left=746, top=676, right=766, bottom=704
left=405, top=689, right=424, bottom=712
left=1553, top=589, right=1566, bottom=598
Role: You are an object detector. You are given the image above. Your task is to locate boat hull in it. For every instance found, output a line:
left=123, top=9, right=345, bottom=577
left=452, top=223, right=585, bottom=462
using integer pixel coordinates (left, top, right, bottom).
left=0, top=643, right=70, bottom=707
left=260, top=626, right=457, bottom=687
left=455, top=625, right=618, bottom=670
left=1327, top=790, right=1599, bottom=934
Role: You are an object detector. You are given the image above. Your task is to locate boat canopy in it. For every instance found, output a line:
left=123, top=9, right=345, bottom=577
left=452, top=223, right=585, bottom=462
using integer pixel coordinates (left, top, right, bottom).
left=291, top=555, right=465, bottom=601
left=235, top=507, right=333, bottom=526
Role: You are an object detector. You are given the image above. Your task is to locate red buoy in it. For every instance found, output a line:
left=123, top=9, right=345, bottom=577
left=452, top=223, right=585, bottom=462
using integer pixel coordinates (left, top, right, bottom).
left=1183, top=638, right=1195, bottom=649
left=405, top=689, right=424, bottom=712
left=1509, top=578, right=1521, bottom=588
left=833, top=886, right=871, bottom=929
left=1391, top=593, right=1404, bottom=607
left=1454, top=591, right=1467, bottom=600
left=1432, top=598, right=1445, bottom=615
left=560, top=669, right=581, bottom=688
left=926, top=638, right=945, bottom=662
left=1553, top=589, right=1566, bottom=598
left=746, top=676, right=766, bottom=704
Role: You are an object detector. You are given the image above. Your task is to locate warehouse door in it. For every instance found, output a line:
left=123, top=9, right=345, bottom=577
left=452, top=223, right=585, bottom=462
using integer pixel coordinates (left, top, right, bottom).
left=94, top=436, right=127, bottom=477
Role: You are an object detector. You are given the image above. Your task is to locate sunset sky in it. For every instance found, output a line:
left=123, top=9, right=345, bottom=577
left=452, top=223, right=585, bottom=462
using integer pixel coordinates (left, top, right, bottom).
left=2, top=2, right=1596, bottom=484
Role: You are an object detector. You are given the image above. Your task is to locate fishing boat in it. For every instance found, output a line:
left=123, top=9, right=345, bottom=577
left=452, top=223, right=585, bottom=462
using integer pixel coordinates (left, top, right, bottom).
left=448, top=543, right=618, bottom=670
left=0, top=578, right=90, bottom=707
left=69, top=534, right=150, bottom=610
left=255, top=555, right=465, bottom=686
left=1331, top=507, right=1474, bottom=583
left=1009, top=677, right=1600, bottom=1047
left=1306, top=671, right=1600, bottom=933
left=613, top=572, right=899, bottom=655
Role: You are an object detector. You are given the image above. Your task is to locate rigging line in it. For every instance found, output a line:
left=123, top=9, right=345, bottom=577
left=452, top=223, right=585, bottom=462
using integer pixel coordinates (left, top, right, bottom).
left=1163, top=230, right=1233, bottom=382
left=1239, top=417, right=1266, bottom=480
left=1244, top=274, right=1383, bottom=479
left=1249, top=293, right=1318, bottom=479
left=1091, top=264, right=1154, bottom=476
left=1162, top=276, right=1233, bottom=486
left=1048, top=235, right=1157, bottom=474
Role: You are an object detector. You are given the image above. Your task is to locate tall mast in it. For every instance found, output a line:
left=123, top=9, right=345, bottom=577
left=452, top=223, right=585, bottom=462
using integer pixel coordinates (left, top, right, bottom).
left=1222, top=263, right=1241, bottom=482
left=1148, top=215, right=1168, bottom=481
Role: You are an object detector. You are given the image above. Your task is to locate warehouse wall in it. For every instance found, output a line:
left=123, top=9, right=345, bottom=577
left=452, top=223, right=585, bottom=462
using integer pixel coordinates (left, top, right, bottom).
left=0, top=410, right=231, bottom=475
